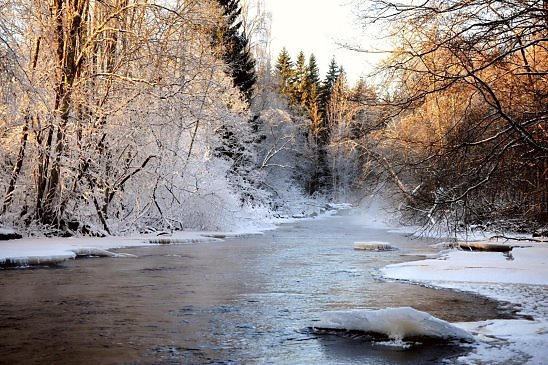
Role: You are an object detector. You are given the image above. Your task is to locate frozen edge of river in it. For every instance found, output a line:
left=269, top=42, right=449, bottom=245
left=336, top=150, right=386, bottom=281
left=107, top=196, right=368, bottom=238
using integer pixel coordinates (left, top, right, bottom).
left=0, top=232, right=223, bottom=267
left=0, top=203, right=351, bottom=267
left=381, top=243, right=548, bottom=365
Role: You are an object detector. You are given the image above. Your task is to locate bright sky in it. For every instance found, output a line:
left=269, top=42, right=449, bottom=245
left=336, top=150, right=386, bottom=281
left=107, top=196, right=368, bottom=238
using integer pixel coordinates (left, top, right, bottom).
left=262, top=0, right=386, bottom=84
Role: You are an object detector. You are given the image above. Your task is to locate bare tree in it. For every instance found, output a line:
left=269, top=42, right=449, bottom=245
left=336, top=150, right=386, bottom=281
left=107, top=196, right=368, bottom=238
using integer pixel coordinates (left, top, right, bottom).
left=0, top=0, right=253, bottom=234
left=354, top=0, right=547, bottom=230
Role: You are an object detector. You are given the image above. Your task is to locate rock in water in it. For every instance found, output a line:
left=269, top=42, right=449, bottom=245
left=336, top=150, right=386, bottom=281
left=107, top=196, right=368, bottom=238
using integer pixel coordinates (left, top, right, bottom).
left=353, top=241, right=395, bottom=251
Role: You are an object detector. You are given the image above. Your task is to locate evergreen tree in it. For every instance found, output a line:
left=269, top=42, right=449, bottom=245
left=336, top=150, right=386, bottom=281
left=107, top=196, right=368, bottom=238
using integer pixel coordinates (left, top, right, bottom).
left=290, top=50, right=308, bottom=107
left=214, top=0, right=257, bottom=103
left=274, top=47, right=293, bottom=98
left=320, top=57, right=339, bottom=113
left=306, top=54, right=321, bottom=90
left=306, top=54, right=321, bottom=111
left=306, top=54, right=324, bottom=141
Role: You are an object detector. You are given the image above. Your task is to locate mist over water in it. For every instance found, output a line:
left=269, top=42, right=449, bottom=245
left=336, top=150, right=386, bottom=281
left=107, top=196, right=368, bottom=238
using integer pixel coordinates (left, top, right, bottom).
left=0, top=210, right=514, bottom=364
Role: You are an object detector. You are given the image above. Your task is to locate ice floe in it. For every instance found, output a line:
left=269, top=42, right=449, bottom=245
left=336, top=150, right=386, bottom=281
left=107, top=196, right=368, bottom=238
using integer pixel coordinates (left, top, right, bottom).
left=312, top=307, right=474, bottom=343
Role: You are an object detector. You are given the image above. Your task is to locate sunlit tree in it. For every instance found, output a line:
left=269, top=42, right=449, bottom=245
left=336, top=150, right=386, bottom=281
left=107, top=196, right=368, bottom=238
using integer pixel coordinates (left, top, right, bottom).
left=274, top=47, right=294, bottom=98
left=356, top=0, right=547, bottom=230
left=0, top=0, right=253, bottom=234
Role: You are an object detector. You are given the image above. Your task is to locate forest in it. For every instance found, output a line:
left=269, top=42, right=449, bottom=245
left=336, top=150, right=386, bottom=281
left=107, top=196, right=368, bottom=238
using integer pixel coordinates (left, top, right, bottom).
left=0, top=0, right=546, bottom=237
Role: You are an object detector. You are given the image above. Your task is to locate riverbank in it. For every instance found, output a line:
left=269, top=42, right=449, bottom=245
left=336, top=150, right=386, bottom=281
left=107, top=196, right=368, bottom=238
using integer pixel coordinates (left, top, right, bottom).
left=0, top=203, right=351, bottom=267
left=0, top=232, right=227, bottom=267
left=381, top=240, right=548, bottom=364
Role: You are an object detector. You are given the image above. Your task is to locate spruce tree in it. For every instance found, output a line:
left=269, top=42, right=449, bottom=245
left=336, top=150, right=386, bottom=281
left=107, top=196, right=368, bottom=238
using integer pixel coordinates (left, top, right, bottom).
left=306, top=54, right=321, bottom=111
left=306, top=54, right=324, bottom=140
left=214, top=0, right=257, bottom=103
left=320, top=57, right=339, bottom=112
left=306, top=54, right=321, bottom=90
left=274, top=47, right=294, bottom=98
left=291, top=51, right=308, bottom=107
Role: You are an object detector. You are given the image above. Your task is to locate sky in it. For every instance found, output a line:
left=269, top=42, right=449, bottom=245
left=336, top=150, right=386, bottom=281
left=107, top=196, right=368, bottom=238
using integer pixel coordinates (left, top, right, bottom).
left=260, top=0, right=386, bottom=84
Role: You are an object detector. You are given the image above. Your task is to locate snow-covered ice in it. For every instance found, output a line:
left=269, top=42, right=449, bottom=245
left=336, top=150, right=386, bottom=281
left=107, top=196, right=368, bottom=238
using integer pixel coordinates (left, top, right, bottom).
left=0, top=227, right=17, bottom=235
left=313, top=307, right=474, bottom=343
left=0, top=232, right=224, bottom=267
left=381, top=241, right=548, bottom=364
left=382, top=245, right=548, bottom=286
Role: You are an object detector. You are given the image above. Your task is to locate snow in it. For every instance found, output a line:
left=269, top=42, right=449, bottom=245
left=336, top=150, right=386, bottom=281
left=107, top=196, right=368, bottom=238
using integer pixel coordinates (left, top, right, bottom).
left=0, top=232, right=222, bottom=267
left=456, top=319, right=548, bottom=365
left=380, top=241, right=548, bottom=364
left=382, top=246, right=548, bottom=286
left=0, top=227, right=17, bottom=235
left=0, top=202, right=349, bottom=267
left=313, top=307, right=474, bottom=343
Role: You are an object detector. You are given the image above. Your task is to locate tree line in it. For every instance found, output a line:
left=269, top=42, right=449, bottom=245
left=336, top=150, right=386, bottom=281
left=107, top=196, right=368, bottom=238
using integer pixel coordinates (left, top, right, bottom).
left=263, top=0, right=546, bottom=232
left=334, top=0, right=546, bottom=232
left=0, top=0, right=261, bottom=235
left=1, top=0, right=544, bottom=236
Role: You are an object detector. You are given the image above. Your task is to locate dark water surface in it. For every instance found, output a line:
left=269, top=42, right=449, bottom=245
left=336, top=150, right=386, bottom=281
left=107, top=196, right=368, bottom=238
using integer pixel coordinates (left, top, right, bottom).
left=0, top=211, right=514, bottom=364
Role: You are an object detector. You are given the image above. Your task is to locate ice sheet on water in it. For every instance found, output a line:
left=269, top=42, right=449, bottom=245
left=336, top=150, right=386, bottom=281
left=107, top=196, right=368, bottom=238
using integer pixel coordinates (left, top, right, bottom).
left=0, top=253, right=76, bottom=267
left=313, top=307, right=474, bottom=343
left=353, top=241, right=395, bottom=251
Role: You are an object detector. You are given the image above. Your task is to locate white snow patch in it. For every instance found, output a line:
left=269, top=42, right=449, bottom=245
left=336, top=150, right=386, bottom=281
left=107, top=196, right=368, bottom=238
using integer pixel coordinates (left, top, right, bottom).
left=313, top=307, right=474, bottom=342
left=380, top=241, right=548, bottom=364
left=455, top=319, right=548, bottom=365
left=0, top=231, right=230, bottom=267
left=0, top=227, right=17, bottom=235
left=0, top=237, right=144, bottom=266
left=145, top=231, right=229, bottom=244
left=381, top=245, right=548, bottom=286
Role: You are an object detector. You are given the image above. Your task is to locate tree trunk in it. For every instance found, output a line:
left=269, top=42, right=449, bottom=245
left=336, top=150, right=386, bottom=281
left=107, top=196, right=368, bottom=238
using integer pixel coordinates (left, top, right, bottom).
left=37, top=0, right=88, bottom=225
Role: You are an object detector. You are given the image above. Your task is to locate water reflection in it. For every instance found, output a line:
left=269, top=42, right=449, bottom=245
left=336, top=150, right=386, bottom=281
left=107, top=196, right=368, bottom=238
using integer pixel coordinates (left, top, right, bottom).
left=315, top=334, right=470, bottom=365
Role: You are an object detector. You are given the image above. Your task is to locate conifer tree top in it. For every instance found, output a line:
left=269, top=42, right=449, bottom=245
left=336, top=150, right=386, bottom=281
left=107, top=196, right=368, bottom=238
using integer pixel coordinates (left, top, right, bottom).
left=214, top=0, right=256, bottom=103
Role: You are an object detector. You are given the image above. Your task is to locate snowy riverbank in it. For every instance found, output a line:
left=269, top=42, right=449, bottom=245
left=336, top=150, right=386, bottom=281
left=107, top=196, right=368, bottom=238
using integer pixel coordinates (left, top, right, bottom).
left=381, top=241, right=548, bottom=364
left=0, top=203, right=350, bottom=267
left=0, top=232, right=227, bottom=267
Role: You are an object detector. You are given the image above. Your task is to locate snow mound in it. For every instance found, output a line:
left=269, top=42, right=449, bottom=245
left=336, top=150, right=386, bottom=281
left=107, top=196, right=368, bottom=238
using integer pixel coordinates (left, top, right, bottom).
left=0, top=253, right=76, bottom=267
left=353, top=241, right=395, bottom=251
left=147, top=232, right=224, bottom=244
left=0, top=227, right=22, bottom=240
left=0, top=247, right=136, bottom=267
left=312, top=307, right=474, bottom=343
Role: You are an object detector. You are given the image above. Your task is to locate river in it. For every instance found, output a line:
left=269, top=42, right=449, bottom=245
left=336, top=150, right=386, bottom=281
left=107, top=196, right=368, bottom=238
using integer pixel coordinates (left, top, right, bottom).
left=0, top=210, right=514, bottom=364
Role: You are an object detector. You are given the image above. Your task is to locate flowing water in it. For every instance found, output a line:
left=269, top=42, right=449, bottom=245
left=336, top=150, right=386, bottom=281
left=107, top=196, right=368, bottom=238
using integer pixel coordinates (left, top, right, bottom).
left=0, top=211, right=515, bottom=364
